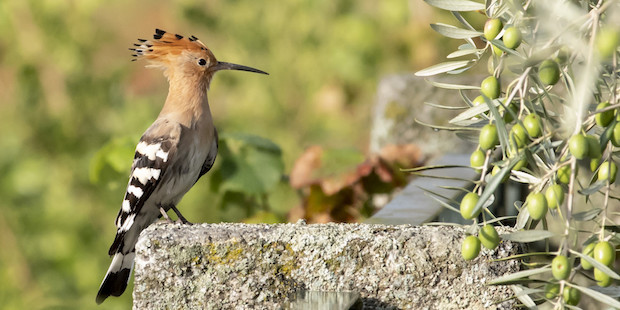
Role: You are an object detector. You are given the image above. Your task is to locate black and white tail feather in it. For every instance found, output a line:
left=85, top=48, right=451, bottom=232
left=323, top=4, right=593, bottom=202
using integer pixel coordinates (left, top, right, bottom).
left=95, top=132, right=176, bottom=304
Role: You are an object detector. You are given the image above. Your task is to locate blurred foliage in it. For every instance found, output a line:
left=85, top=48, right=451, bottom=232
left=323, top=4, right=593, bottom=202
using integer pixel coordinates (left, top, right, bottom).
left=210, top=133, right=285, bottom=221
left=0, top=0, right=458, bottom=309
left=212, top=132, right=284, bottom=196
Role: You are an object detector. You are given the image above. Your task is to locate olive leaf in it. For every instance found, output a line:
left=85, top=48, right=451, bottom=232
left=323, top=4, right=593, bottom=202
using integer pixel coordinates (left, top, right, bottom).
left=415, top=60, right=473, bottom=76
left=425, top=78, right=481, bottom=90
left=487, top=266, right=551, bottom=285
left=501, top=230, right=555, bottom=243
left=565, top=282, right=620, bottom=309
left=423, top=0, right=485, bottom=11
left=430, top=23, right=483, bottom=39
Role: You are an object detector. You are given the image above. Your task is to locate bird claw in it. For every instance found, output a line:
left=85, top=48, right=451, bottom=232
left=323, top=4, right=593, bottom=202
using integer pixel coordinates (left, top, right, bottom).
left=159, top=205, right=193, bottom=225
left=159, top=207, right=175, bottom=224
left=170, top=205, right=193, bottom=225
left=178, top=219, right=193, bottom=225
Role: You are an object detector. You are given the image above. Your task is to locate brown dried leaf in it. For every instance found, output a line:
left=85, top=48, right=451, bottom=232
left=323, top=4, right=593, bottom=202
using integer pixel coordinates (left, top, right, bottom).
left=379, top=144, right=423, bottom=168
left=321, top=163, right=371, bottom=195
left=374, top=158, right=396, bottom=183
left=290, top=146, right=323, bottom=188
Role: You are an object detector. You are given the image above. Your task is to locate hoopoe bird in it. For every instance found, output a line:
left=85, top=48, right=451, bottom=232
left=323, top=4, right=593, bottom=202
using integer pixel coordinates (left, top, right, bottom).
left=95, top=29, right=267, bottom=304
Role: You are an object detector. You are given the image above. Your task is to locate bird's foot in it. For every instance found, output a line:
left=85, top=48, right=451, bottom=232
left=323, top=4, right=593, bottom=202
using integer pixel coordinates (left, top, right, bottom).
left=171, top=205, right=193, bottom=225
left=159, top=207, right=176, bottom=224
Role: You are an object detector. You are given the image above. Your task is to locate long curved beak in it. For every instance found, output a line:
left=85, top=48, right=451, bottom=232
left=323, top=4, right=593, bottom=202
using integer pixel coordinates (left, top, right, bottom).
left=210, top=61, right=268, bottom=75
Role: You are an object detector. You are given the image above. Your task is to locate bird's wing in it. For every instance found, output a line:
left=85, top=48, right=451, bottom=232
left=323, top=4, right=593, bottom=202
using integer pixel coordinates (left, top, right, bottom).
left=195, top=128, right=218, bottom=183
left=108, top=120, right=180, bottom=255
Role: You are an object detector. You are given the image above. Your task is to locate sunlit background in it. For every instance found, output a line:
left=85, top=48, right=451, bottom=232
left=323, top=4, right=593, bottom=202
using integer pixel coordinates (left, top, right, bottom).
left=0, top=0, right=484, bottom=309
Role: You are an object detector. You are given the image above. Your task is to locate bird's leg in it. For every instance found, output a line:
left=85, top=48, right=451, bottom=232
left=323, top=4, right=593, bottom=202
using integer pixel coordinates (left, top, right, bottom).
left=170, top=205, right=193, bottom=225
left=158, top=205, right=175, bottom=223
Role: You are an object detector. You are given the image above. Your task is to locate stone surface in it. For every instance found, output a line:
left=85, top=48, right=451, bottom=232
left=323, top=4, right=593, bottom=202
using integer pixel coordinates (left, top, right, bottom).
left=370, top=74, right=475, bottom=157
left=133, top=222, right=521, bottom=310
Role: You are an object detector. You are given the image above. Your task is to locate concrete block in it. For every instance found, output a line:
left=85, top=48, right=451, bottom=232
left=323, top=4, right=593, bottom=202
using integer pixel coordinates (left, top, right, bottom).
left=133, top=222, right=521, bottom=309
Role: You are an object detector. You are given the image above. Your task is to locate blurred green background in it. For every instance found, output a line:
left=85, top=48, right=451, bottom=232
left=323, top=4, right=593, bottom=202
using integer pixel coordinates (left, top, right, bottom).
left=0, top=0, right=472, bottom=309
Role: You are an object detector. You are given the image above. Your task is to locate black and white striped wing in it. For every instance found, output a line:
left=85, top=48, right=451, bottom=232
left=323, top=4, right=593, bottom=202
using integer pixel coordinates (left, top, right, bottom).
left=108, top=137, right=175, bottom=255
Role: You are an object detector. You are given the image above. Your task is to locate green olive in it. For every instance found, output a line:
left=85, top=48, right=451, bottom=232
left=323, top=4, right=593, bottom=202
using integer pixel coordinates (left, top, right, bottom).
left=552, top=255, right=571, bottom=280
left=491, top=165, right=509, bottom=183
left=523, top=113, right=542, bottom=138
left=491, top=43, right=503, bottom=57
left=598, top=160, right=618, bottom=184
left=597, top=27, right=620, bottom=60
left=595, top=267, right=614, bottom=287
left=526, top=192, right=548, bottom=220
left=568, top=134, right=588, bottom=160
left=556, top=46, right=570, bottom=65
left=502, top=103, right=518, bottom=123
left=557, top=165, right=573, bottom=184
left=581, top=242, right=596, bottom=270
left=491, top=165, right=500, bottom=176
left=469, top=149, right=486, bottom=168
left=470, top=149, right=486, bottom=172
left=563, top=286, right=580, bottom=306
left=460, top=192, right=481, bottom=220
left=612, top=122, right=620, bottom=147
left=545, top=184, right=564, bottom=209
left=479, top=224, right=500, bottom=250
left=481, top=76, right=501, bottom=99
left=484, top=18, right=503, bottom=41
left=594, top=241, right=616, bottom=266
left=539, top=59, right=561, bottom=86
left=591, top=158, right=601, bottom=172
left=461, top=235, right=481, bottom=261
left=479, top=124, right=499, bottom=150
left=545, top=283, right=560, bottom=299
left=508, top=149, right=528, bottom=171
left=472, top=95, right=485, bottom=106
left=471, top=95, right=486, bottom=119
left=510, top=124, right=528, bottom=148
left=595, top=102, right=614, bottom=128
left=503, top=27, right=522, bottom=49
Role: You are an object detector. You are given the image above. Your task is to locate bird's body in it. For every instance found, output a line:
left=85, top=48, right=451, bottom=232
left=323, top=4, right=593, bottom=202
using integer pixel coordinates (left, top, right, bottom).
left=96, top=29, right=267, bottom=304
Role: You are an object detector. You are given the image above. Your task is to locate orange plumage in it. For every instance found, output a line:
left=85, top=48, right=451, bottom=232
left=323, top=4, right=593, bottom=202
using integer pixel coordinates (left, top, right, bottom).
left=130, top=29, right=218, bottom=79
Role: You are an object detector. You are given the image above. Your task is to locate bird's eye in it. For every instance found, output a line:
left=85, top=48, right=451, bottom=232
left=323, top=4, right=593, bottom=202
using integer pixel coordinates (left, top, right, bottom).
left=198, top=58, right=207, bottom=66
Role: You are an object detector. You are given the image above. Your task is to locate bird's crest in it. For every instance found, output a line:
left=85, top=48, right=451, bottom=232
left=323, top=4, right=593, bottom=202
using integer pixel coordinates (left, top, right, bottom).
left=130, top=29, right=215, bottom=68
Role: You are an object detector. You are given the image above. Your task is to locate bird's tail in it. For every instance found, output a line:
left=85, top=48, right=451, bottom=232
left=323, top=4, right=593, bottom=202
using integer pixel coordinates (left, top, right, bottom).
left=95, top=251, right=136, bottom=304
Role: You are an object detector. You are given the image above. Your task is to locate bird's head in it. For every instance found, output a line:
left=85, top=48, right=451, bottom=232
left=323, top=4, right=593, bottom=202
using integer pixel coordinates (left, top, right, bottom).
left=131, top=29, right=267, bottom=83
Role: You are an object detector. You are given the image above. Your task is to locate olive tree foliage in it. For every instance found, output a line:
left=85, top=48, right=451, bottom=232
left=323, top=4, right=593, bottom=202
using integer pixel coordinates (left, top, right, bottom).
left=414, top=0, right=620, bottom=307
